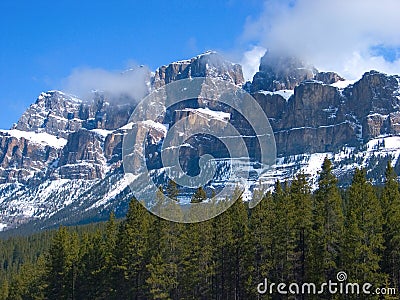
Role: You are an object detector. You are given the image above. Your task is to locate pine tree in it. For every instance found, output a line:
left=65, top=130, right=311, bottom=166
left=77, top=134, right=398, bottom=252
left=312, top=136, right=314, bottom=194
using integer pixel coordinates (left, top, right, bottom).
left=228, top=189, right=249, bottom=299
left=147, top=214, right=182, bottom=299
left=342, top=168, right=385, bottom=288
left=212, top=198, right=234, bottom=299
left=114, top=199, right=151, bottom=299
left=146, top=254, right=174, bottom=300
left=246, top=190, right=275, bottom=298
left=290, top=173, right=313, bottom=284
left=271, top=180, right=296, bottom=283
left=180, top=187, right=213, bottom=299
left=0, top=279, right=8, bottom=300
left=44, top=226, right=79, bottom=300
left=75, top=231, right=107, bottom=299
left=191, top=186, right=207, bottom=203
left=166, top=179, right=179, bottom=201
left=381, top=161, right=400, bottom=289
left=310, top=157, right=344, bottom=284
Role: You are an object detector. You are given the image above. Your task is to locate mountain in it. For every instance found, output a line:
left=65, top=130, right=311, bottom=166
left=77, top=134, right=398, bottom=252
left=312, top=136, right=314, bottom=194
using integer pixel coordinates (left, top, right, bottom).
left=1, top=50, right=400, bottom=233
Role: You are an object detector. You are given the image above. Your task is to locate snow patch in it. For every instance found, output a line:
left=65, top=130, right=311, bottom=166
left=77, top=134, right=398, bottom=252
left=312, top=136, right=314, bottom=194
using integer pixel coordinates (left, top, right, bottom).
left=330, top=80, right=356, bottom=89
left=88, top=174, right=131, bottom=210
left=258, top=89, right=294, bottom=101
left=301, top=153, right=330, bottom=177
left=0, top=223, right=7, bottom=231
left=0, top=130, right=67, bottom=148
left=195, top=108, right=230, bottom=121
left=141, top=120, right=168, bottom=134
left=91, top=129, right=114, bottom=138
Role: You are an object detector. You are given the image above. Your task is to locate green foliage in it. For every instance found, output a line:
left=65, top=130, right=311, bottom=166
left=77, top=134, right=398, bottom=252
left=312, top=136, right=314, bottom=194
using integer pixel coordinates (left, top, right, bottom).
left=44, top=226, right=79, bottom=299
left=381, top=161, right=400, bottom=289
left=310, top=157, right=344, bottom=284
left=166, top=179, right=179, bottom=201
left=2, top=159, right=400, bottom=299
left=342, top=168, right=386, bottom=295
left=190, top=186, right=207, bottom=203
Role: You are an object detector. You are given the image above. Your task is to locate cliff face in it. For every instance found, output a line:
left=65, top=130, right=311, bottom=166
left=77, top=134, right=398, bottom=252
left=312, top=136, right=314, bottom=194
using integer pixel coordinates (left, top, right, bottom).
left=0, top=131, right=62, bottom=184
left=249, top=53, right=400, bottom=156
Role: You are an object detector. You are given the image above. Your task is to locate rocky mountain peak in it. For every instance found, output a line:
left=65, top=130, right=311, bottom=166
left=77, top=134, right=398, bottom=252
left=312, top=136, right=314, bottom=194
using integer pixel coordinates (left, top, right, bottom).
left=152, top=51, right=244, bottom=89
left=250, top=50, right=318, bottom=92
left=346, top=70, right=400, bottom=118
left=14, top=91, right=84, bottom=137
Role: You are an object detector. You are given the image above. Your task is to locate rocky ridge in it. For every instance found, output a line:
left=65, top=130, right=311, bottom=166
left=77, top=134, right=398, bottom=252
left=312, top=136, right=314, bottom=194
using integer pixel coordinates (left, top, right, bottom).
left=1, top=50, right=400, bottom=233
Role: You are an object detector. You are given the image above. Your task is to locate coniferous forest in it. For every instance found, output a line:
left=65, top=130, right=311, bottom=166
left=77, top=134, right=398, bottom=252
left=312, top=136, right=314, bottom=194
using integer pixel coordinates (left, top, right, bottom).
left=1, top=158, right=400, bottom=299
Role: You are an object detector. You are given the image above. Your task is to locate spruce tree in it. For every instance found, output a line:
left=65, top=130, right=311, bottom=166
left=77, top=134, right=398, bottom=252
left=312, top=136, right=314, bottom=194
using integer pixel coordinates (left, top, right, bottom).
left=342, top=168, right=385, bottom=288
left=310, top=157, right=344, bottom=284
left=246, top=190, right=275, bottom=298
left=271, top=180, right=296, bottom=283
left=381, top=161, right=400, bottom=289
left=290, top=173, right=313, bottom=284
left=114, top=199, right=151, bottom=299
left=44, top=226, right=79, bottom=300
left=191, top=186, right=207, bottom=203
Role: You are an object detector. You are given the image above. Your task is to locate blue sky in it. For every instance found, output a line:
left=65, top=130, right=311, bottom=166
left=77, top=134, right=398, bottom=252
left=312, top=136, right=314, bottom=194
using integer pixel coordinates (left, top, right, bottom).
left=0, top=1, right=262, bottom=129
left=1, top=0, right=400, bottom=130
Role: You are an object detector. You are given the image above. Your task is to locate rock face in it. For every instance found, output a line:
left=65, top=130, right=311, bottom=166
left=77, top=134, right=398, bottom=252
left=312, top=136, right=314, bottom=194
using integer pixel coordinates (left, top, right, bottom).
left=15, top=91, right=135, bottom=138
left=314, top=72, right=344, bottom=84
left=57, top=130, right=106, bottom=180
left=0, top=132, right=60, bottom=184
left=152, top=51, right=244, bottom=88
left=344, top=71, right=400, bottom=139
left=15, top=91, right=84, bottom=138
left=251, top=52, right=317, bottom=92
left=250, top=62, right=400, bottom=156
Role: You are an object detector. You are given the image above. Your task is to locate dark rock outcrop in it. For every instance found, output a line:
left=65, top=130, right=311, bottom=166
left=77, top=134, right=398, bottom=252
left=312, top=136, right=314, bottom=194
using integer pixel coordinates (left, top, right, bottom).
left=251, top=51, right=317, bottom=92
left=314, top=72, right=344, bottom=84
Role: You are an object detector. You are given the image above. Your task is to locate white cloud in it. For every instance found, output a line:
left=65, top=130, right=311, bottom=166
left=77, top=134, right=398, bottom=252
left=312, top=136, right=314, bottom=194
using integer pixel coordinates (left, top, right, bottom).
left=241, top=0, right=400, bottom=79
left=240, top=46, right=266, bottom=81
left=62, top=66, right=150, bottom=102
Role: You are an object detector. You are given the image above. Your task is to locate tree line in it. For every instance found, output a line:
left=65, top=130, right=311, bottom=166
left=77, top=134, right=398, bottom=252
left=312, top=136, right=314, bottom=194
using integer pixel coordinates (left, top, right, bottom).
left=1, top=157, right=400, bottom=299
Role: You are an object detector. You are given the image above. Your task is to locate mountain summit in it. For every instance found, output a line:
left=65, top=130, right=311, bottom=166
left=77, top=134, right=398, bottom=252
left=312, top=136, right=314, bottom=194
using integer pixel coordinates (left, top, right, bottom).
left=1, top=52, right=400, bottom=233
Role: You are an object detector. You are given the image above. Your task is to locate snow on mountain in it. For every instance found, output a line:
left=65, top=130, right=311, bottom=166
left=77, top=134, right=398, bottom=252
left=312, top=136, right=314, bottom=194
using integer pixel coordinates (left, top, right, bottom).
left=180, top=108, right=231, bottom=122
left=330, top=79, right=356, bottom=89
left=0, top=129, right=67, bottom=148
left=1, top=52, right=400, bottom=234
left=258, top=89, right=294, bottom=101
